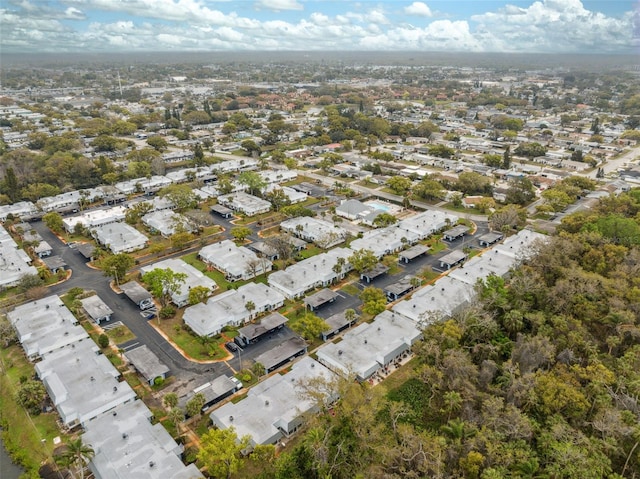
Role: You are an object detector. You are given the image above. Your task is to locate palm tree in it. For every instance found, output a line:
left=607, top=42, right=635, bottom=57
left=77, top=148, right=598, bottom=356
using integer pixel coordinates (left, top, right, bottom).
left=62, top=438, right=95, bottom=479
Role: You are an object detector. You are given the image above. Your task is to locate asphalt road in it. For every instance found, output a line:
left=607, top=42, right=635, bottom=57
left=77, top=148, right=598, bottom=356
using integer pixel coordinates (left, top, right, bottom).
left=31, top=221, right=232, bottom=394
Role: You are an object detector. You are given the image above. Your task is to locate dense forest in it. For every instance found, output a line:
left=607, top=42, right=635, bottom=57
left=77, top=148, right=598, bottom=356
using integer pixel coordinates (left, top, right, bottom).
left=243, top=190, right=640, bottom=479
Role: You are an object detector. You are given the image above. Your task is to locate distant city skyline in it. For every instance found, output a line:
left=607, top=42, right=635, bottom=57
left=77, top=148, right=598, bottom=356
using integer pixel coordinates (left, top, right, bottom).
left=2, top=0, right=639, bottom=54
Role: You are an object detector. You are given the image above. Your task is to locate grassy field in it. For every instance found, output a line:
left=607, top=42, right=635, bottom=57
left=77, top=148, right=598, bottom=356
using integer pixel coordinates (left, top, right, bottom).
left=154, top=311, right=230, bottom=361
left=181, top=252, right=268, bottom=290
left=0, top=343, right=69, bottom=475
left=104, top=324, right=136, bottom=345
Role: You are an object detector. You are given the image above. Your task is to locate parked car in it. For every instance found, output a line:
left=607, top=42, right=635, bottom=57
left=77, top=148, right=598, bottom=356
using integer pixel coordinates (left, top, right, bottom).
left=225, top=342, right=238, bottom=352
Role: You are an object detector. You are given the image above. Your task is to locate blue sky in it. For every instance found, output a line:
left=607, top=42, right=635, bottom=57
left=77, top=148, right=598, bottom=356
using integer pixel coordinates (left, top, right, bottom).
left=2, top=0, right=638, bottom=53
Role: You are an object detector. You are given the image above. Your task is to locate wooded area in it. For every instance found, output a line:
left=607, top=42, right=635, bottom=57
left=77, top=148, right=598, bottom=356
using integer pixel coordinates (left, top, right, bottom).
left=237, top=189, right=640, bottom=479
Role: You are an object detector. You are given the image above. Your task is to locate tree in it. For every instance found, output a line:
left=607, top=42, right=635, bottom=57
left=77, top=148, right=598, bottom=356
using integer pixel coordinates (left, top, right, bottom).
left=2, top=167, right=19, bottom=201
left=167, top=407, right=185, bottom=434
left=505, top=177, right=536, bottom=205
left=146, top=135, right=168, bottom=151
left=456, top=171, right=493, bottom=195
left=141, top=268, right=187, bottom=308
left=237, top=171, right=267, bottom=196
left=0, top=316, right=17, bottom=347
left=489, top=205, right=527, bottom=232
left=42, top=211, right=64, bottom=233
left=58, top=438, right=95, bottom=479
left=241, top=139, right=261, bottom=156
left=373, top=212, right=398, bottom=227
left=281, top=204, right=315, bottom=218
left=483, top=154, right=503, bottom=168
left=265, top=234, right=294, bottom=262
left=185, top=393, right=206, bottom=418
left=360, top=286, right=387, bottom=316
left=188, top=285, right=211, bottom=305
left=16, top=379, right=46, bottom=415
left=514, top=142, right=546, bottom=158
left=159, top=184, right=198, bottom=212
left=387, top=176, right=413, bottom=195
left=290, top=312, right=330, bottom=341
left=198, top=427, right=251, bottom=479
left=97, top=333, right=109, bottom=348
left=163, top=392, right=179, bottom=409
left=170, top=230, right=194, bottom=250
left=414, top=177, right=445, bottom=201
left=265, top=188, right=291, bottom=211
left=231, top=226, right=253, bottom=242
left=101, top=253, right=134, bottom=285
left=348, top=248, right=378, bottom=274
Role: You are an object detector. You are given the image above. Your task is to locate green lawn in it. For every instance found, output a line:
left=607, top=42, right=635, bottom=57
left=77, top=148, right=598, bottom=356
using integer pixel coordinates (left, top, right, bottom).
left=296, top=245, right=323, bottom=260
left=155, top=311, right=229, bottom=361
left=105, top=324, right=136, bottom=345
left=0, top=343, right=70, bottom=475
left=181, top=252, right=267, bottom=291
left=340, top=283, right=360, bottom=296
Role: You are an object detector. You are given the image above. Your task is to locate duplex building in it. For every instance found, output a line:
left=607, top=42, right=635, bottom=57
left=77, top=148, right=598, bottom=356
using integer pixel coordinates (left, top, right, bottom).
left=92, top=222, right=149, bottom=254
left=316, top=311, right=421, bottom=382
left=0, top=224, right=39, bottom=290
left=62, top=206, right=127, bottom=234
left=142, top=210, right=195, bottom=237
left=7, top=295, right=89, bottom=361
left=35, top=339, right=137, bottom=429
left=199, top=240, right=272, bottom=281
left=210, top=357, right=335, bottom=446
left=183, top=282, right=284, bottom=337
left=280, top=217, right=348, bottom=248
left=218, top=191, right=271, bottom=216
left=83, top=400, right=203, bottom=479
left=268, top=247, right=352, bottom=299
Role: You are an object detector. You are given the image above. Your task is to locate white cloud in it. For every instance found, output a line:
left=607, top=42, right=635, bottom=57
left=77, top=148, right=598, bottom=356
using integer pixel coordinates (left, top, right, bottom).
left=0, top=0, right=636, bottom=53
left=404, top=2, right=433, bottom=18
left=471, top=0, right=634, bottom=52
left=254, top=0, right=303, bottom=11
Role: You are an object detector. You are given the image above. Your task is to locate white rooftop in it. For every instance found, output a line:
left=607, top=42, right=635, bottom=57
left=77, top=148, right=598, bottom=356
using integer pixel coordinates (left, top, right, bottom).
left=211, top=357, right=335, bottom=446
left=83, top=400, right=204, bottom=479
left=7, top=295, right=89, bottom=359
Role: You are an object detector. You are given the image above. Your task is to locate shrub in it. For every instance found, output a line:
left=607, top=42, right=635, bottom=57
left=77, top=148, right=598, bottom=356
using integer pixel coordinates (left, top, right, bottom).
left=98, top=333, right=109, bottom=348
left=160, top=306, right=176, bottom=318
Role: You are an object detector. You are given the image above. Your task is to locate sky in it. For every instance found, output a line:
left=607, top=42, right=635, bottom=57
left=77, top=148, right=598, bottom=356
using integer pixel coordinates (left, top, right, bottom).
left=2, top=0, right=639, bottom=54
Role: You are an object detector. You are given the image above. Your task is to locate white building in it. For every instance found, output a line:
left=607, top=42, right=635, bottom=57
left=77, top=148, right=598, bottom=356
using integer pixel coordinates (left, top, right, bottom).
left=183, top=282, right=285, bottom=337
left=83, top=400, right=204, bottom=479
left=198, top=240, right=272, bottom=281
left=268, top=247, right=352, bottom=299
left=316, top=310, right=421, bottom=381
left=210, top=357, right=335, bottom=446
left=35, top=339, right=137, bottom=429
left=7, top=295, right=89, bottom=361
left=92, top=222, right=149, bottom=254
left=280, top=217, right=348, bottom=248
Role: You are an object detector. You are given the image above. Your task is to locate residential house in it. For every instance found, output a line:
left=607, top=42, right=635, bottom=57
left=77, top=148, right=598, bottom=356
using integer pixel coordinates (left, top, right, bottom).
left=35, top=339, right=136, bottom=429
left=199, top=240, right=272, bottom=281
left=210, top=357, right=335, bottom=446
left=83, top=400, right=204, bottom=479
left=183, top=282, right=284, bottom=337
left=7, top=295, right=89, bottom=361
left=92, top=222, right=149, bottom=254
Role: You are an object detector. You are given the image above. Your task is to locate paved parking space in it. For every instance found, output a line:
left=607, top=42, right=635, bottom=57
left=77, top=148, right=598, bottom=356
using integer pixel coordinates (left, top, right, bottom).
left=313, top=291, right=362, bottom=319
